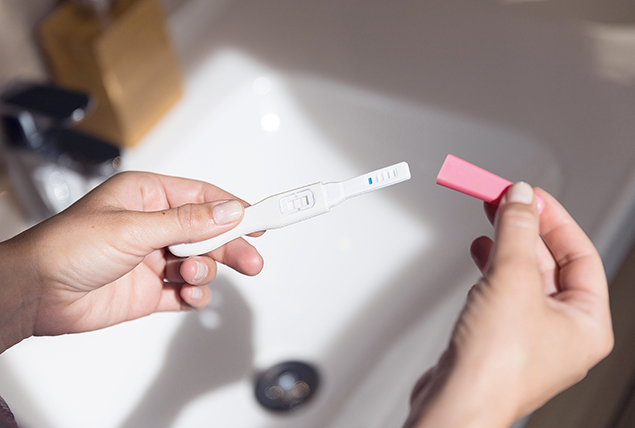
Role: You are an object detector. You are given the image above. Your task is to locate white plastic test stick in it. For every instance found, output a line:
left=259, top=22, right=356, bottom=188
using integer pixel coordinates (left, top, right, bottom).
left=168, top=162, right=411, bottom=257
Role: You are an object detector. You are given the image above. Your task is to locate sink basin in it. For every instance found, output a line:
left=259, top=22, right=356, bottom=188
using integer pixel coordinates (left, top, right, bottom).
left=126, top=51, right=560, bottom=426
left=1, top=1, right=635, bottom=427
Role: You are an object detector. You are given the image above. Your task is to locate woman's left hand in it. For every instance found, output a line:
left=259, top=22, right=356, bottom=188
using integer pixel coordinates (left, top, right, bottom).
left=0, top=172, right=263, bottom=350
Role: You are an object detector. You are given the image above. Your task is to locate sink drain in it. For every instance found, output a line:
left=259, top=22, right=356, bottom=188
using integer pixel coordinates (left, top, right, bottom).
left=255, top=361, right=319, bottom=412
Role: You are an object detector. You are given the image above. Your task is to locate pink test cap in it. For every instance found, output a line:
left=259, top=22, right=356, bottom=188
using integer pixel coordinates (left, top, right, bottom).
left=436, top=154, right=544, bottom=214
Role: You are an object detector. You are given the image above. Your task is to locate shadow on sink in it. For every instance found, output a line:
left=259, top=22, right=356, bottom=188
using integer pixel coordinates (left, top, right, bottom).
left=120, top=278, right=253, bottom=428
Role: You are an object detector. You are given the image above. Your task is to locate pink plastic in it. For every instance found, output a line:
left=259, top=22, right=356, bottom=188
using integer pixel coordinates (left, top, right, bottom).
left=436, top=154, right=544, bottom=214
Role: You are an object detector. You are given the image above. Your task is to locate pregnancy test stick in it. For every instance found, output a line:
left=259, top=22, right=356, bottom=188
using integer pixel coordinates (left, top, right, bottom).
left=169, top=162, right=411, bottom=257
left=436, top=154, right=544, bottom=212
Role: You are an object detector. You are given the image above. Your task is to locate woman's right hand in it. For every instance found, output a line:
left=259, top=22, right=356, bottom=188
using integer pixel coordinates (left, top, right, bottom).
left=406, top=182, right=614, bottom=428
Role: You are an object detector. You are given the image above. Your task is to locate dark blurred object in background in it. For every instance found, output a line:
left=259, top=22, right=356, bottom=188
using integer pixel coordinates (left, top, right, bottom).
left=0, top=81, right=121, bottom=221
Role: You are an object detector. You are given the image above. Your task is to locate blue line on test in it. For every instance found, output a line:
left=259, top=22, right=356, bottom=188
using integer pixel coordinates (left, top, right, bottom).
left=368, top=177, right=373, bottom=185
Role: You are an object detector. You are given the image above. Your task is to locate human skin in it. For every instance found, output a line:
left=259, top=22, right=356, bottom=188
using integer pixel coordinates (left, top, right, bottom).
left=405, top=183, right=614, bottom=428
left=0, top=176, right=614, bottom=426
left=0, top=171, right=264, bottom=353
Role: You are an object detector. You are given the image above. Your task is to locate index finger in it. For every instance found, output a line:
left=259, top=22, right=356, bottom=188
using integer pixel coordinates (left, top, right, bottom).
left=105, top=172, right=251, bottom=211
left=156, top=174, right=251, bottom=208
left=154, top=174, right=266, bottom=272
left=535, top=188, right=608, bottom=298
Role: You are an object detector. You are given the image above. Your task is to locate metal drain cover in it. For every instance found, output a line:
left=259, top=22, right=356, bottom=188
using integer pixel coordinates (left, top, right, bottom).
left=255, top=361, right=319, bottom=412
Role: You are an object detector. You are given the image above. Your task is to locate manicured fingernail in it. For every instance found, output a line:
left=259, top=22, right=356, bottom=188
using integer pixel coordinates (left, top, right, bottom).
left=193, top=261, right=208, bottom=281
left=212, top=200, right=243, bottom=225
left=191, top=286, right=202, bottom=300
left=507, top=182, right=534, bottom=205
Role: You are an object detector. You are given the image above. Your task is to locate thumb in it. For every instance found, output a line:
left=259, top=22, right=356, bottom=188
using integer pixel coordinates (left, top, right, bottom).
left=133, top=200, right=245, bottom=252
left=488, top=182, right=541, bottom=279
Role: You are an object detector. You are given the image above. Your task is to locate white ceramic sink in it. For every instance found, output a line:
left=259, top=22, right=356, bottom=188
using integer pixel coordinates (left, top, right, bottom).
left=1, top=1, right=635, bottom=428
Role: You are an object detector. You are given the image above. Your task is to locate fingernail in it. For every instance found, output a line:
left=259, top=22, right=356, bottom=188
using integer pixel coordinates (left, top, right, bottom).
left=193, top=261, right=208, bottom=281
left=212, top=200, right=243, bottom=225
left=191, top=286, right=202, bottom=300
left=507, top=182, right=534, bottom=205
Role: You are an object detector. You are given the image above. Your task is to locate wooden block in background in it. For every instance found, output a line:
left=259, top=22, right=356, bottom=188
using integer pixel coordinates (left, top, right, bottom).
left=38, top=0, right=182, bottom=147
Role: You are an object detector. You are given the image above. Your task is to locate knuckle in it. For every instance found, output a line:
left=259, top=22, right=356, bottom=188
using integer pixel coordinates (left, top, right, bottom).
left=489, top=250, right=535, bottom=271
left=175, top=204, right=211, bottom=236
left=570, top=368, right=590, bottom=386
left=594, top=328, right=615, bottom=361
left=500, top=207, right=537, bottom=230
left=581, top=321, right=615, bottom=367
left=107, top=170, right=139, bottom=186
